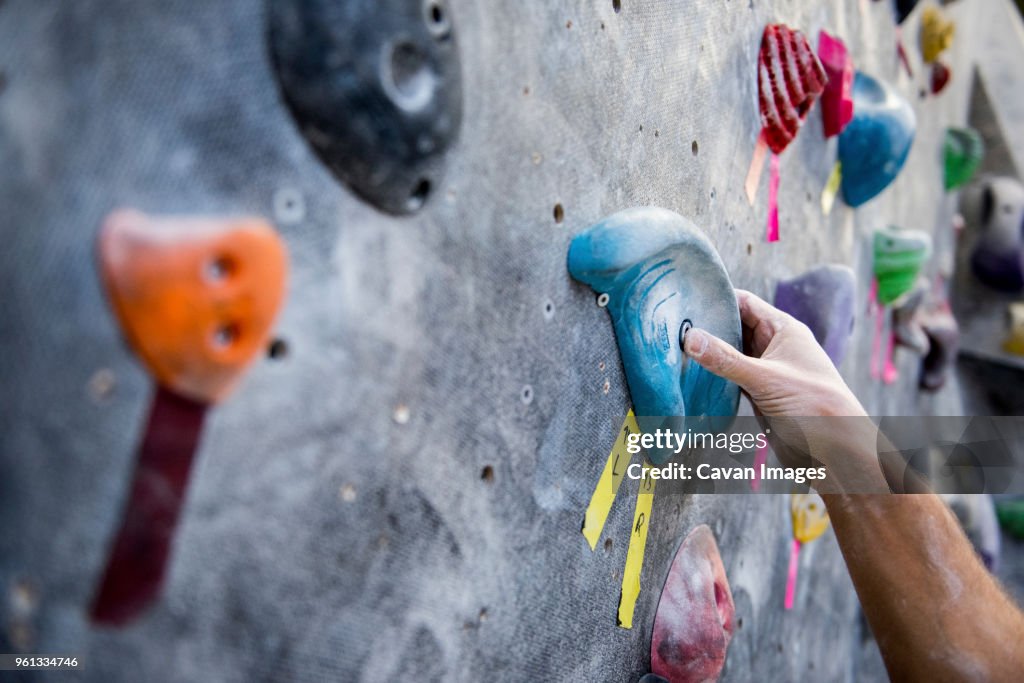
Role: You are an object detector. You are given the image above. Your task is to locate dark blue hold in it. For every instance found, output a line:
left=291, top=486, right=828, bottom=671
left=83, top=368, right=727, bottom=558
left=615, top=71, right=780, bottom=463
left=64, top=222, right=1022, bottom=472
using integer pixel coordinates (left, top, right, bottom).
left=839, top=72, right=916, bottom=208
left=894, top=0, right=920, bottom=24
left=568, top=208, right=741, bottom=464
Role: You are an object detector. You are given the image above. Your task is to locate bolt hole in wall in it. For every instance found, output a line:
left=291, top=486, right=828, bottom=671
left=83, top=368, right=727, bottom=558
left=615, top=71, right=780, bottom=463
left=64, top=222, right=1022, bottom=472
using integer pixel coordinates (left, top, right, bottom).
left=520, top=385, right=534, bottom=405
left=273, top=187, right=306, bottom=224
left=692, top=140, right=699, bottom=156
left=425, top=0, right=450, bottom=39
left=481, top=465, right=494, bottom=483
left=543, top=299, right=555, bottom=319
left=613, top=0, right=622, bottom=14
left=553, top=203, right=564, bottom=224
left=267, top=338, right=289, bottom=360
left=604, top=538, right=613, bottom=553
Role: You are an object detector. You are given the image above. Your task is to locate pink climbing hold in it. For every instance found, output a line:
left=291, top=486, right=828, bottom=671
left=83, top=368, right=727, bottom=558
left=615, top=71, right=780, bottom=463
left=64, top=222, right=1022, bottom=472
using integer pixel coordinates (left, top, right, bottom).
left=651, top=525, right=735, bottom=683
left=818, top=31, right=855, bottom=138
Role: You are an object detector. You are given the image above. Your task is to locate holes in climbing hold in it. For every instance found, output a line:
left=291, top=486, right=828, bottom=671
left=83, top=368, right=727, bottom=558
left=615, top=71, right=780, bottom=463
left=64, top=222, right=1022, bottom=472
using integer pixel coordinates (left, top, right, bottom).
left=424, top=1, right=451, bottom=39
left=520, top=385, right=534, bottom=405
left=409, top=178, right=431, bottom=211
left=481, top=465, right=494, bottom=482
left=596, top=292, right=610, bottom=307
left=553, top=203, right=564, bottom=224
left=205, top=254, right=236, bottom=283
left=691, top=140, right=699, bottom=156
left=613, top=0, right=622, bottom=13
left=382, top=40, right=436, bottom=112
left=679, top=319, right=693, bottom=350
left=267, top=338, right=289, bottom=360
left=212, top=322, right=240, bottom=349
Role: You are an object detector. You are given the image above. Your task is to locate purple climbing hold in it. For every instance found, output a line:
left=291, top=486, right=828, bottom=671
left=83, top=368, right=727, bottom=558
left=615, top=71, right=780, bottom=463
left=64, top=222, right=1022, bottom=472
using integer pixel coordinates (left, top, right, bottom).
left=970, top=176, right=1024, bottom=293
left=774, top=265, right=857, bottom=366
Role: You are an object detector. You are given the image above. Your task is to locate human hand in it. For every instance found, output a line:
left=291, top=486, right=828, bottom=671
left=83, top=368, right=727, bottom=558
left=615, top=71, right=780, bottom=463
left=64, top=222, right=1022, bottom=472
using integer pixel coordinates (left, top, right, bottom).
left=683, top=289, right=867, bottom=419
left=683, top=290, right=886, bottom=490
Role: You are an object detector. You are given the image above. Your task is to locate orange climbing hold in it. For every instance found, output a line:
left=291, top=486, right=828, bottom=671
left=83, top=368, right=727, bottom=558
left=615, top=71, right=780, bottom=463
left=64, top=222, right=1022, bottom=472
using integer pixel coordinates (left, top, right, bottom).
left=98, top=209, right=288, bottom=404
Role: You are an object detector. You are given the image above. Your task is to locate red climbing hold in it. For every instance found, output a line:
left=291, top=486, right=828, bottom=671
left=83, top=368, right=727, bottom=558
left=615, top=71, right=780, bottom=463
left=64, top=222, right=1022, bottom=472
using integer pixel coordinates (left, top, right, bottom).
left=651, top=525, right=735, bottom=683
left=931, top=61, right=951, bottom=95
left=758, top=24, right=828, bottom=154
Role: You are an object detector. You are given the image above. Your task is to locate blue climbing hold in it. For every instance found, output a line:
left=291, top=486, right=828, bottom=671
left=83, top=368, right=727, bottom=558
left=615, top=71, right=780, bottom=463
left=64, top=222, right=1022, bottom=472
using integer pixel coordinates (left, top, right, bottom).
left=839, top=72, right=916, bottom=208
left=568, top=208, right=741, bottom=463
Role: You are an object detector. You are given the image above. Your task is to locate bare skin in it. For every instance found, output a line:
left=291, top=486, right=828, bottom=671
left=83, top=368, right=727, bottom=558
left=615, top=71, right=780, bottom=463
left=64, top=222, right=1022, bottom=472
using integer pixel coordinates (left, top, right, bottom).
left=684, top=289, right=1024, bottom=682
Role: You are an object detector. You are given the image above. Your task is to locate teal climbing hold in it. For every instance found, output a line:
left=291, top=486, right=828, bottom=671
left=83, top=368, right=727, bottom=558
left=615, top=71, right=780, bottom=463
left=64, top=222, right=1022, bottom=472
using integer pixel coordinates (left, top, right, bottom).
left=839, top=72, right=916, bottom=207
left=568, top=208, right=741, bottom=463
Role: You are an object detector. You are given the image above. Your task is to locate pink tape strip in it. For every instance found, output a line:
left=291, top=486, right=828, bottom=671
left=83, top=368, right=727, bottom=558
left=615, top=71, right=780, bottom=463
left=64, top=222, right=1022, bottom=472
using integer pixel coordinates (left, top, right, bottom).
left=895, top=28, right=914, bottom=78
left=869, top=280, right=884, bottom=381
left=784, top=539, right=801, bottom=610
left=750, top=442, right=769, bottom=492
left=766, top=154, right=781, bottom=242
left=883, top=331, right=899, bottom=384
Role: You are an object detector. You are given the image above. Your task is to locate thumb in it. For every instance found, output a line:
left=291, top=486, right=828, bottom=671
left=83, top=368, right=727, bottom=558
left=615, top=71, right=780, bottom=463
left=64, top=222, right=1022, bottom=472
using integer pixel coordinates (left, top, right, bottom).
left=684, top=327, right=763, bottom=390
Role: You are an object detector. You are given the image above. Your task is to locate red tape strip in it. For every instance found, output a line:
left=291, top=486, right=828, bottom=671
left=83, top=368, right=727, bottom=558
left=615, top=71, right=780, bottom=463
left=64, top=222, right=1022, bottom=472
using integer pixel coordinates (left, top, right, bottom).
left=90, top=386, right=207, bottom=626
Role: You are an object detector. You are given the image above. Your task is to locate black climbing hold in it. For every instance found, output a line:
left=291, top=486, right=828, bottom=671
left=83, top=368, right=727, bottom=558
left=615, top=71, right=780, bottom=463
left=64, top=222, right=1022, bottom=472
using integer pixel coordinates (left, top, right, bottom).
left=894, top=0, right=919, bottom=24
left=268, top=0, right=463, bottom=215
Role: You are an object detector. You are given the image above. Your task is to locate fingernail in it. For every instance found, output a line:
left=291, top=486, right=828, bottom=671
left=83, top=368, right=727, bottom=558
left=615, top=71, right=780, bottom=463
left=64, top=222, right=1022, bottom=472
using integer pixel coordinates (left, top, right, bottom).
left=685, top=328, right=709, bottom=357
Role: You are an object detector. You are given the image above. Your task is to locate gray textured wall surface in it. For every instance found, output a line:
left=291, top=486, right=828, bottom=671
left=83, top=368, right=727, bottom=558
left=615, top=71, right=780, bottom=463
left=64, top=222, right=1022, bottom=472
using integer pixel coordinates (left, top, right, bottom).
left=0, top=0, right=998, bottom=681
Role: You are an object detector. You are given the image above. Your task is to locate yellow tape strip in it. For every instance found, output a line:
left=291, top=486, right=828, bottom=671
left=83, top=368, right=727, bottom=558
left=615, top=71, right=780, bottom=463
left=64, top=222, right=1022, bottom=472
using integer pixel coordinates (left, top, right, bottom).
left=582, top=411, right=639, bottom=550
left=820, top=161, right=842, bottom=215
left=617, top=464, right=656, bottom=629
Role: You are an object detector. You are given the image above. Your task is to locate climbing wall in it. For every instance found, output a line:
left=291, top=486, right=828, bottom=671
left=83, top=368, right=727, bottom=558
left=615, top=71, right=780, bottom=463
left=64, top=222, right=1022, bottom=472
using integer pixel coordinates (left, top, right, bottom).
left=0, top=0, right=986, bottom=681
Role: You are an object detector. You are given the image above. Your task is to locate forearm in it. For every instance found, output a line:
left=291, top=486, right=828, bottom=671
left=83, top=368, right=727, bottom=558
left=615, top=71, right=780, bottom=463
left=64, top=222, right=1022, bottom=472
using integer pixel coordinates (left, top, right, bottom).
left=824, top=493, right=1024, bottom=682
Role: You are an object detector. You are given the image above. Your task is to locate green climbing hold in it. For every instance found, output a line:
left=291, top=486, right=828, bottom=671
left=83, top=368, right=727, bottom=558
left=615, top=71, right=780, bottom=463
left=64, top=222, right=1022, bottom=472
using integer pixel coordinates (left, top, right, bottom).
left=873, top=227, right=932, bottom=305
left=996, top=499, right=1024, bottom=540
left=944, top=127, right=984, bottom=191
